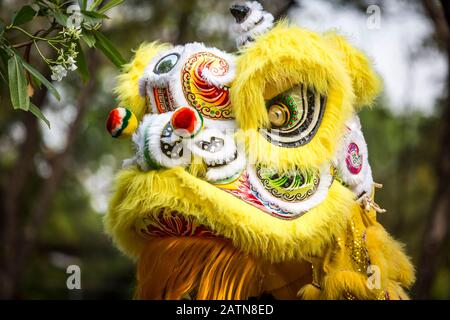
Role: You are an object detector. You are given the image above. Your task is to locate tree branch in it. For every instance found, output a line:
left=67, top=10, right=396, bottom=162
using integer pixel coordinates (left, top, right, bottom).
left=14, top=49, right=99, bottom=288
left=0, top=91, right=45, bottom=299
left=421, top=0, right=449, bottom=50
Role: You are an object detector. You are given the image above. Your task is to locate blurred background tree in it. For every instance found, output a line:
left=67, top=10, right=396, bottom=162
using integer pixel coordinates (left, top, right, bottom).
left=0, top=0, right=448, bottom=299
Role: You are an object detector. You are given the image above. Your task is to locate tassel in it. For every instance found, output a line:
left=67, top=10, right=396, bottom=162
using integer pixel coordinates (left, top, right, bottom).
left=136, top=236, right=264, bottom=300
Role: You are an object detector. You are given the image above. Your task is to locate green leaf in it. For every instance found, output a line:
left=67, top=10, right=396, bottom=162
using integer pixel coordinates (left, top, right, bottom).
left=92, top=30, right=125, bottom=69
left=98, top=0, right=124, bottom=14
left=79, top=0, right=88, bottom=10
left=82, top=30, right=96, bottom=47
left=53, top=11, right=68, bottom=26
left=12, top=5, right=37, bottom=26
left=29, top=102, right=50, bottom=128
left=19, top=57, right=61, bottom=101
left=81, top=15, right=101, bottom=29
left=0, top=19, right=5, bottom=36
left=31, top=73, right=42, bottom=88
left=89, top=0, right=103, bottom=11
left=81, top=10, right=109, bottom=19
left=75, top=41, right=89, bottom=82
left=7, top=54, right=29, bottom=110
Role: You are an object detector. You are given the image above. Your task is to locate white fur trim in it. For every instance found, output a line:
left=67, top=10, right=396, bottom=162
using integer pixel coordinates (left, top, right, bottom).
left=139, top=45, right=181, bottom=94
left=187, top=126, right=246, bottom=182
left=200, top=50, right=236, bottom=88
left=147, top=112, right=191, bottom=168
left=353, top=164, right=374, bottom=197
left=122, top=157, right=136, bottom=169
left=131, top=113, right=191, bottom=170
left=333, top=115, right=374, bottom=197
left=206, top=147, right=246, bottom=182
left=232, top=1, right=274, bottom=47
left=233, top=1, right=263, bottom=32
left=130, top=113, right=154, bottom=171
left=247, top=164, right=333, bottom=215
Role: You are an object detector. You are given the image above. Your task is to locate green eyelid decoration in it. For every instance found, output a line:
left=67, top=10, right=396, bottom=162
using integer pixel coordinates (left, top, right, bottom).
left=154, top=53, right=180, bottom=74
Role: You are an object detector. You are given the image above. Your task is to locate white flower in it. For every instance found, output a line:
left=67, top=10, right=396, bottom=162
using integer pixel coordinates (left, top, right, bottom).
left=50, top=65, right=67, bottom=82
left=62, top=26, right=82, bottom=40
left=66, top=56, right=78, bottom=71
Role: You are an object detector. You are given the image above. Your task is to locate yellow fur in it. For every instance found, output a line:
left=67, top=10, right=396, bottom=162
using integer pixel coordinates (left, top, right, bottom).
left=324, top=32, right=382, bottom=107
left=297, top=204, right=415, bottom=300
left=297, top=284, right=321, bottom=299
left=114, top=42, right=170, bottom=120
left=120, top=110, right=138, bottom=137
left=105, top=166, right=356, bottom=262
left=231, top=22, right=355, bottom=170
left=365, top=224, right=416, bottom=288
left=238, top=86, right=351, bottom=171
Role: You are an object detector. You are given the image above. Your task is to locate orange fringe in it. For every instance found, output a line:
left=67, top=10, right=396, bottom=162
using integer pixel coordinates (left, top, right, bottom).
left=135, top=237, right=264, bottom=300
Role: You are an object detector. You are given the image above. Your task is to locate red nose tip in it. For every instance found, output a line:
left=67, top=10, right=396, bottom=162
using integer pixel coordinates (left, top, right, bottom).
left=171, top=107, right=197, bottom=133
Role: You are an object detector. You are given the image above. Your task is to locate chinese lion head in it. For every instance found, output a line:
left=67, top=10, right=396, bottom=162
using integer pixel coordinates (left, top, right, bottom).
left=105, top=2, right=414, bottom=300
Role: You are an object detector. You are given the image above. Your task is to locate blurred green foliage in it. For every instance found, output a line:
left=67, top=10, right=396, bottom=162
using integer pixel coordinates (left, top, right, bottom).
left=360, top=100, right=450, bottom=299
left=0, top=0, right=125, bottom=125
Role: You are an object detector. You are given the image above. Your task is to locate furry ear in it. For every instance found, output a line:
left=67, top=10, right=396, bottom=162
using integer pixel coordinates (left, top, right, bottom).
left=114, top=42, right=171, bottom=120
left=324, top=33, right=382, bottom=108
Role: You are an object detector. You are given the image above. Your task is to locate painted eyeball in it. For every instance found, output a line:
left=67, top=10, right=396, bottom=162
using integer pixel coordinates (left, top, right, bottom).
left=153, top=53, right=180, bottom=74
left=262, top=84, right=326, bottom=148
left=268, top=103, right=290, bottom=128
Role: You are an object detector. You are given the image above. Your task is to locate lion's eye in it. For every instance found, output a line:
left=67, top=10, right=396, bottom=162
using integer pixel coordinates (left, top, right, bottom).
left=154, top=53, right=179, bottom=74
left=268, top=103, right=291, bottom=128
left=263, top=84, right=326, bottom=147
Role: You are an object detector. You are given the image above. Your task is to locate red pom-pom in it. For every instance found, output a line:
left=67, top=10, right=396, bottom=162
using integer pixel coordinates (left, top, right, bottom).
left=172, top=107, right=197, bottom=133
left=107, top=108, right=122, bottom=135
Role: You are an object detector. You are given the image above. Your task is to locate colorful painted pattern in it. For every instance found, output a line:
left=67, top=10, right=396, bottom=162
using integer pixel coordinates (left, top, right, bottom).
left=152, top=86, right=176, bottom=114
left=215, top=172, right=268, bottom=212
left=181, top=52, right=233, bottom=120
left=255, top=164, right=320, bottom=202
left=346, top=142, right=363, bottom=174
left=214, top=171, right=298, bottom=219
left=137, top=209, right=217, bottom=238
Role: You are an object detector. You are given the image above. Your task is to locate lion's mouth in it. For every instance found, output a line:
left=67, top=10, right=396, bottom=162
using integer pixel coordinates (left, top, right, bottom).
left=213, top=165, right=334, bottom=220
left=205, top=151, right=238, bottom=168
left=135, top=164, right=335, bottom=241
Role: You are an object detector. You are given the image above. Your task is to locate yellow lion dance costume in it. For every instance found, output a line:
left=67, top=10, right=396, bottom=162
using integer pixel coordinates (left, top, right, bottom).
left=105, top=2, right=414, bottom=300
